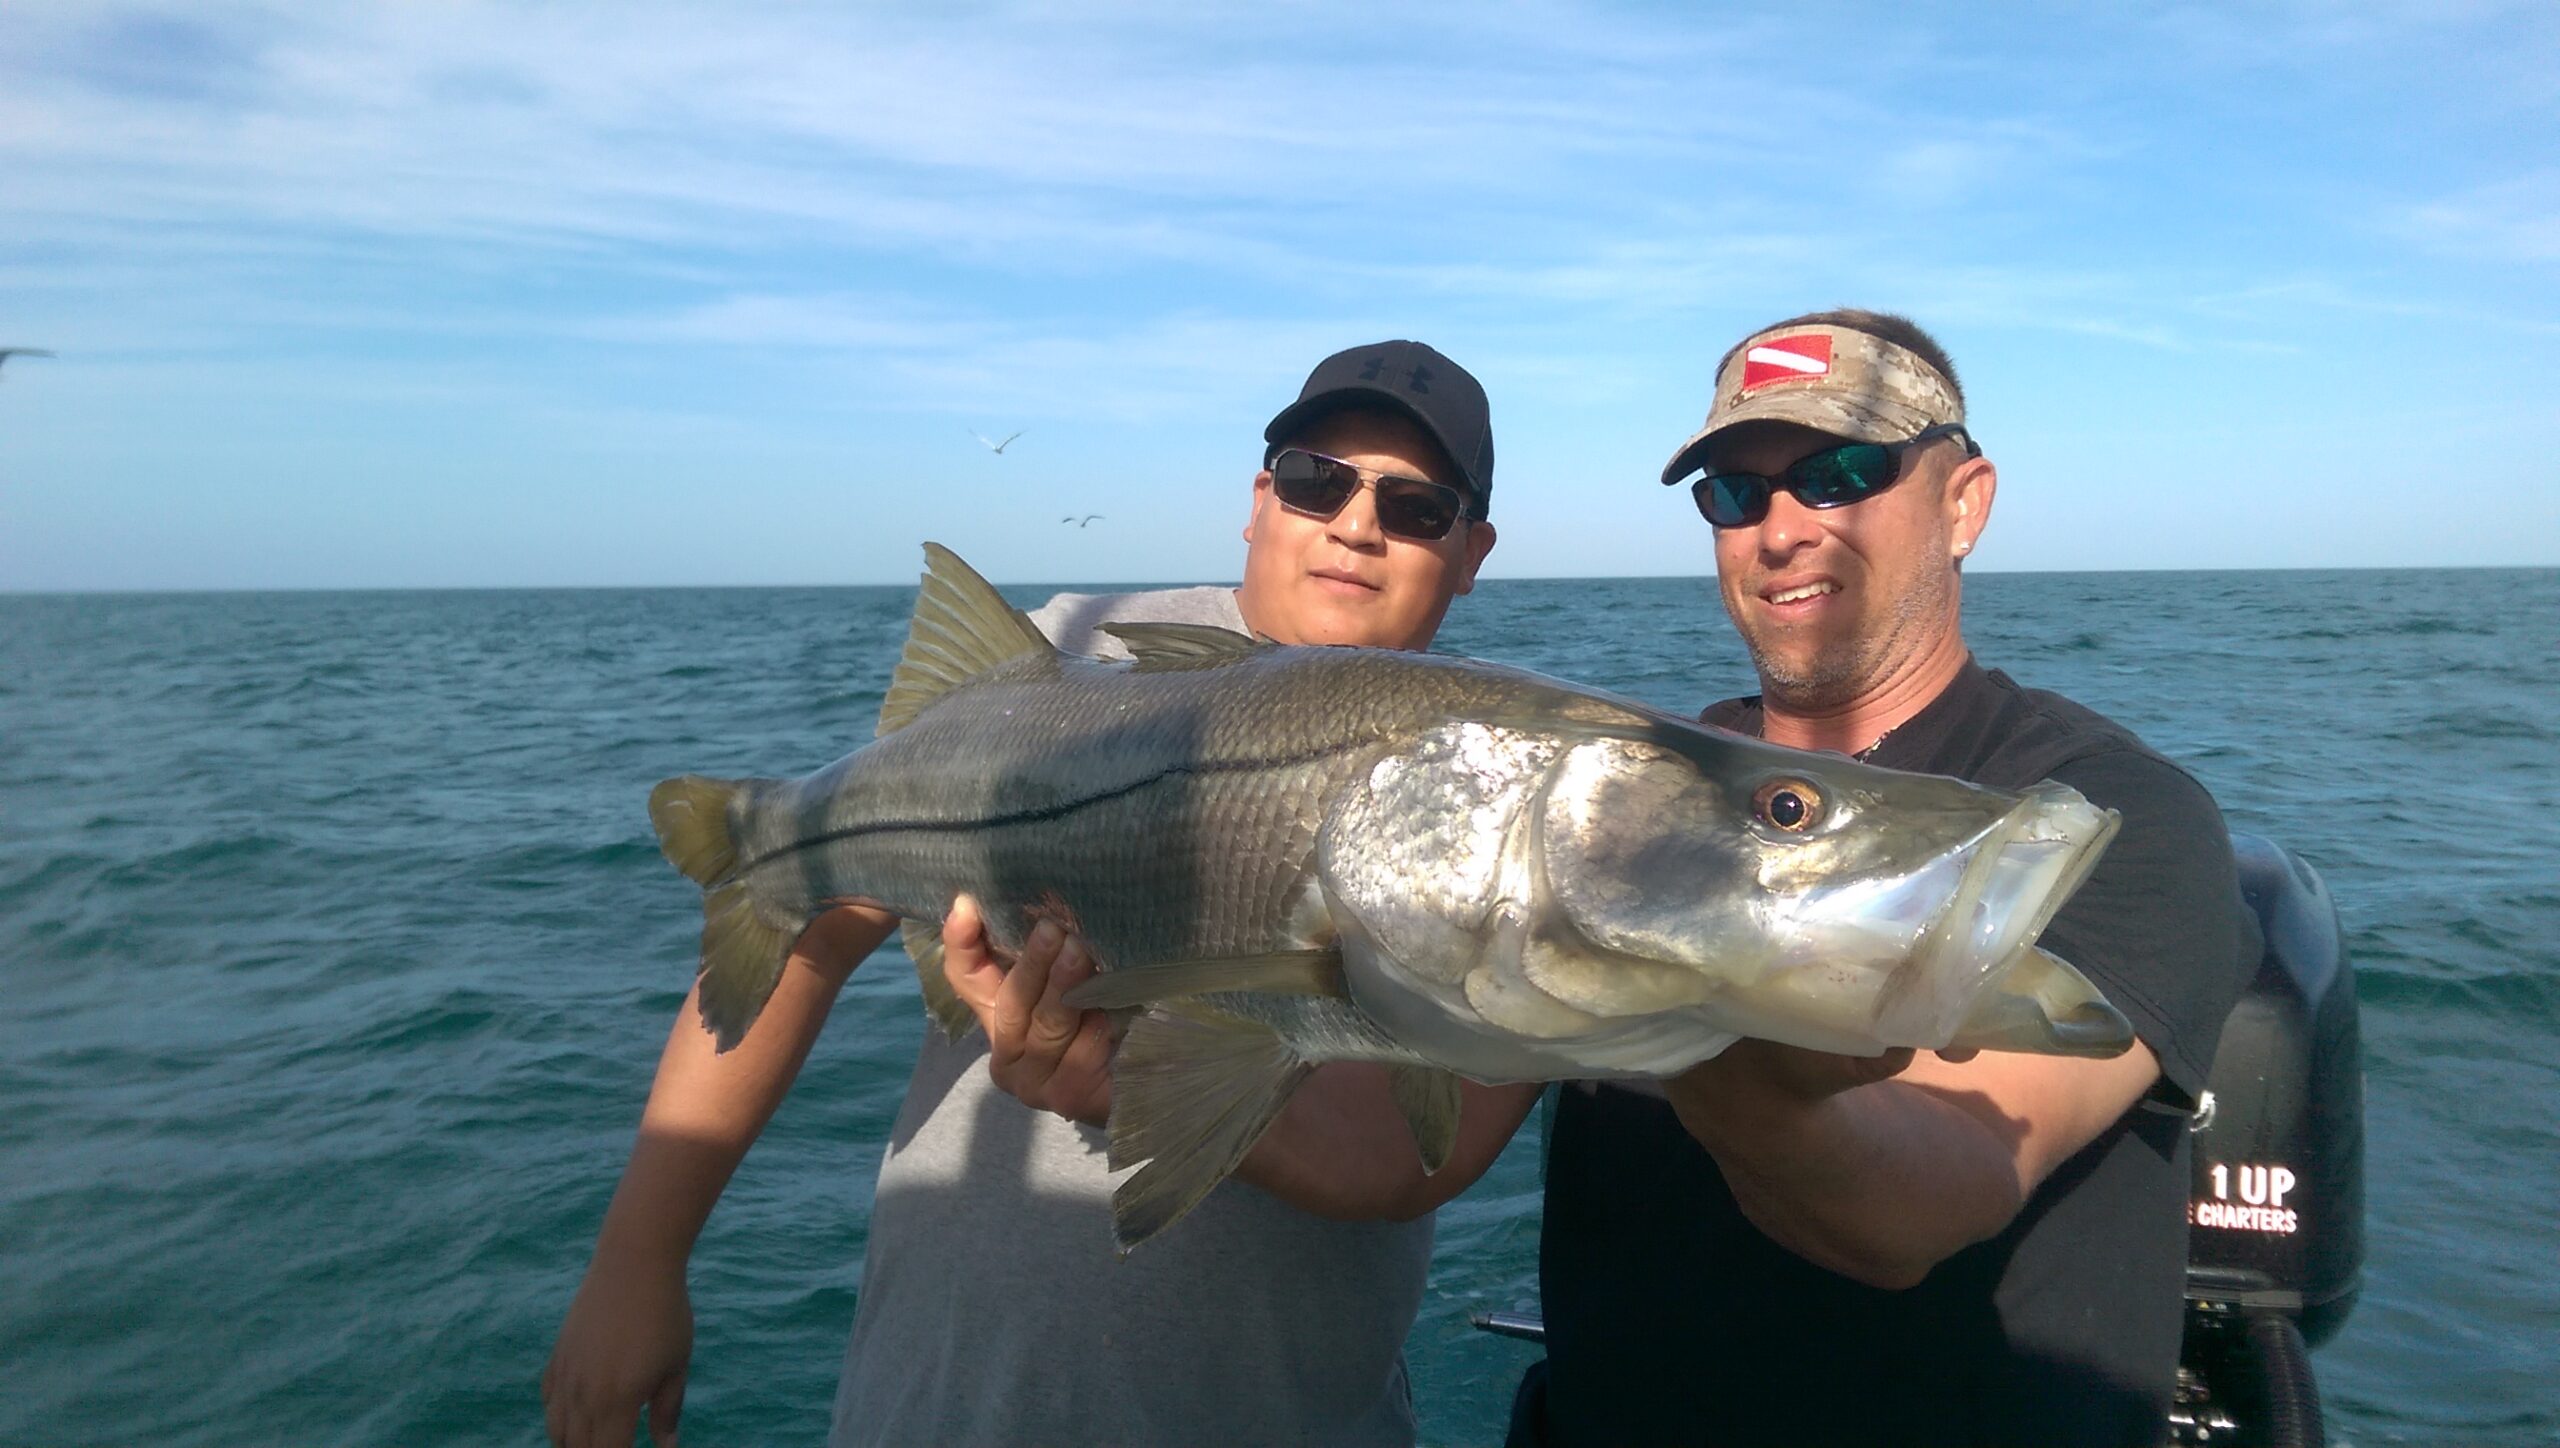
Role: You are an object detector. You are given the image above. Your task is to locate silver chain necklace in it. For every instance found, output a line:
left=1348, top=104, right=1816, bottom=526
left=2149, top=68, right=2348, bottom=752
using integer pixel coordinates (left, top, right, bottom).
left=1752, top=707, right=1898, bottom=762
left=1854, top=724, right=1900, bottom=762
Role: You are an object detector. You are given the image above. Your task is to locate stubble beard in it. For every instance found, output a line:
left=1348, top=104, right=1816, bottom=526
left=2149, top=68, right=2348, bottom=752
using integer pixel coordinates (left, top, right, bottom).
left=1741, top=564, right=1951, bottom=715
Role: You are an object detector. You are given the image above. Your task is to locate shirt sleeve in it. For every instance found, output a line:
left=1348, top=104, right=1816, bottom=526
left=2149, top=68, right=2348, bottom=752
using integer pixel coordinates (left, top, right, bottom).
left=1023, top=589, right=1247, bottom=658
left=1022, top=592, right=1109, bottom=655
left=2034, top=748, right=2256, bottom=1103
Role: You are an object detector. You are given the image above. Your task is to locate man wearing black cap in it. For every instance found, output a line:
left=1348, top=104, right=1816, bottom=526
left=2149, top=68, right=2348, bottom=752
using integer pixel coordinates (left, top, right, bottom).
left=545, top=342, right=1501, bottom=1448
left=1023, top=338, right=1497, bottom=661
left=1514, top=309, right=2256, bottom=1447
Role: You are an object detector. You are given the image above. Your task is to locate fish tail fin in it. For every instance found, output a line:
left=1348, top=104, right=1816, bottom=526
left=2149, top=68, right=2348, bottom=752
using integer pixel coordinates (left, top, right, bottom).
left=694, top=881, right=803, bottom=1051
left=1106, top=1004, right=1315, bottom=1251
left=648, top=775, right=751, bottom=885
left=878, top=542, right=1057, bottom=736
left=900, top=919, right=976, bottom=1040
left=647, top=775, right=802, bottom=1051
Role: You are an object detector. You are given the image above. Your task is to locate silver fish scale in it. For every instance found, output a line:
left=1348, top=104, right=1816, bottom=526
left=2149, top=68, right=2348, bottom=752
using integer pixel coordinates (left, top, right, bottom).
left=730, top=646, right=1651, bottom=974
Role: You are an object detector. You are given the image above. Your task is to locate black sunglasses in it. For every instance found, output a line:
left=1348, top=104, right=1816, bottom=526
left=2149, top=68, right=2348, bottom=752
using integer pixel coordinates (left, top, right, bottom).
left=1690, top=423, right=1979, bottom=529
left=1268, top=447, right=1477, bottom=542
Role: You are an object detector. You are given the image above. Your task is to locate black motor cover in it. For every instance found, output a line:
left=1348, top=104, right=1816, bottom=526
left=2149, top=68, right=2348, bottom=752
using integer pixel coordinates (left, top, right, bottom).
left=2184, top=832, right=2366, bottom=1341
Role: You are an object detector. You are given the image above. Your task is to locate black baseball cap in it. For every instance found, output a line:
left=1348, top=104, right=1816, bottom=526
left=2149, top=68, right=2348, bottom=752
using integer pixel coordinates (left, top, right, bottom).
left=1262, top=339, right=1495, bottom=515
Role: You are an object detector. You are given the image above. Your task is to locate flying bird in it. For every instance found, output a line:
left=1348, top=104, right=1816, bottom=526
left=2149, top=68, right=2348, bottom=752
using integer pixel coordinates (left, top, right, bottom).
left=1063, top=514, right=1103, bottom=527
left=971, top=428, right=1024, bottom=455
left=0, top=348, right=56, bottom=377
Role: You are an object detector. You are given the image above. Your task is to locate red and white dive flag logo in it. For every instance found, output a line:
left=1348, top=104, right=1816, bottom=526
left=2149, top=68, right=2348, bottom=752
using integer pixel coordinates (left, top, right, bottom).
left=1740, top=334, right=1832, bottom=393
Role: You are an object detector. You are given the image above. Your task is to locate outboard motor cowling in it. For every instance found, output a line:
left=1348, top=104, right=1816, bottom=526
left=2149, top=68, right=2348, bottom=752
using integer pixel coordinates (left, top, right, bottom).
left=2171, top=833, right=2365, bottom=1448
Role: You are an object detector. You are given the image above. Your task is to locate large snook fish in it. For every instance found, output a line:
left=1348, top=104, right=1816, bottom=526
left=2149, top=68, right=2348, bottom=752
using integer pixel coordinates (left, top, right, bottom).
left=648, top=544, right=2130, bottom=1248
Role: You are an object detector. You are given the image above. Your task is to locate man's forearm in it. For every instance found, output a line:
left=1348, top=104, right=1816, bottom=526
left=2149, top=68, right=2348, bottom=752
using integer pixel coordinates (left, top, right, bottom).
left=590, top=907, right=895, bottom=1266
left=1667, top=1039, right=2162, bottom=1289
left=1670, top=1068, right=2023, bottom=1289
left=1237, top=1070, right=1538, bottom=1222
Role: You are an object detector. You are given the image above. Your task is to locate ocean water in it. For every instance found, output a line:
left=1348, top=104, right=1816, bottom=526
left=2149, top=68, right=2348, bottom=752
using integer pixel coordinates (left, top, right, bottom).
left=2, top=567, right=2553, bottom=1447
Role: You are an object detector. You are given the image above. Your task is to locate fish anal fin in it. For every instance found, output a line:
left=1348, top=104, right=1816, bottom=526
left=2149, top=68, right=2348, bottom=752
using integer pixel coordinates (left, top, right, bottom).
left=1063, top=950, right=1345, bottom=1012
left=695, top=881, right=802, bottom=1051
left=1387, top=1064, right=1464, bottom=1174
left=878, top=543, right=1057, bottom=736
left=1107, top=1003, right=1314, bottom=1249
left=1099, top=621, right=1264, bottom=671
left=901, top=919, right=975, bottom=1040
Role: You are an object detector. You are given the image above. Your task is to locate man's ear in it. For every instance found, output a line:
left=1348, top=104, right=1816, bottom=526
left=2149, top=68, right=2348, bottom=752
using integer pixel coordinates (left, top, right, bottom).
left=1452, top=519, right=1497, bottom=595
left=1243, top=469, right=1274, bottom=545
left=1947, top=457, right=1995, bottom=560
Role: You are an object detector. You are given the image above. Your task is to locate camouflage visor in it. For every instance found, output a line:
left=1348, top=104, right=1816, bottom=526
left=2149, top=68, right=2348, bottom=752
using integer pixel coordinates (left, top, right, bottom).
left=1660, top=323, right=1965, bottom=486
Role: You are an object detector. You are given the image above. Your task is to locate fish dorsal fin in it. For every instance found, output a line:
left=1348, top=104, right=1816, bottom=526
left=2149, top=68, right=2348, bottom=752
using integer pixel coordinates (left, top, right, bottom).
left=1098, top=621, right=1264, bottom=672
left=878, top=542, right=1057, bottom=736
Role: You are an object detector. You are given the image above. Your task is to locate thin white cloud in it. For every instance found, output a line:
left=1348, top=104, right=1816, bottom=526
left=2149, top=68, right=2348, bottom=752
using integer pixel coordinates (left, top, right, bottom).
left=0, top=0, right=2196, bottom=373
left=6, top=5, right=1725, bottom=251
left=0, top=1, right=2137, bottom=293
left=2404, top=172, right=2560, bottom=265
left=2187, top=275, right=2560, bottom=336
left=585, top=294, right=992, bottom=354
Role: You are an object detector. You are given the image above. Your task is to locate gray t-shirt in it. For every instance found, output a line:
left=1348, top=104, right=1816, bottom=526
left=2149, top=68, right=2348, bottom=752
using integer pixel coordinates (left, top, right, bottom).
left=829, top=587, right=1434, bottom=1448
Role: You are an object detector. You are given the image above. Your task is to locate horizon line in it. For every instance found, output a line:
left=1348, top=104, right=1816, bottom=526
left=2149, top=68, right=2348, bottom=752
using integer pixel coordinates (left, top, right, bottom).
left=3, top=560, right=2551, bottom=600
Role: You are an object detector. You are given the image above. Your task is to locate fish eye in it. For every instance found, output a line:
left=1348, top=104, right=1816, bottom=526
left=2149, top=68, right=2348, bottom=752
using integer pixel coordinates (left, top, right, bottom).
left=1752, top=778, right=1824, bottom=833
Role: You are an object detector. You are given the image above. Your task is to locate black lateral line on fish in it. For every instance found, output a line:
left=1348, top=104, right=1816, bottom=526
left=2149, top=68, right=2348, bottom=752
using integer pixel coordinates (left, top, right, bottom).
left=731, top=743, right=1386, bottom=877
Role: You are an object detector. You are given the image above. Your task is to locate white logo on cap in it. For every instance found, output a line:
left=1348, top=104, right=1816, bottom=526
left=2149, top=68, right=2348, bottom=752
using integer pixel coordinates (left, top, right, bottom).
left=1745, top=344, right=1828, bottom=376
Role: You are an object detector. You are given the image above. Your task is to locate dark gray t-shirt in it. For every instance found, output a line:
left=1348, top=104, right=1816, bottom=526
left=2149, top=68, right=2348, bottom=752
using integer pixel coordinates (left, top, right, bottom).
left=829, top=587, right=1433, bottom=1448
left=1534, top=659, right=2256, bottom=1448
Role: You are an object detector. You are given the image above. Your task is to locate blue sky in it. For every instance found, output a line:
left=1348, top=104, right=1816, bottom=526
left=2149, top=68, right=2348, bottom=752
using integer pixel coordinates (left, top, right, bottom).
left=3, top=1, right=2555, bottom=591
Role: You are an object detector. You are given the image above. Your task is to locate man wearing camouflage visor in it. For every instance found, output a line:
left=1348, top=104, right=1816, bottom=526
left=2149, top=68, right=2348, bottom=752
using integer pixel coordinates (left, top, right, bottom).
left=1513, top=309, right=2260, bottom=1447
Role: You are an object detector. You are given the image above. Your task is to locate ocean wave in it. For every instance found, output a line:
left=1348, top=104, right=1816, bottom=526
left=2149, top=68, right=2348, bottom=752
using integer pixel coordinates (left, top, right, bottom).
left=2354, top=959, right=2559, bottom=1018
left=2368, top=615, right=2494, bottom=637
left=2395, top=710, right=2551, bottom=743
left=0, top=851, right=110, bottom=905
left=479, top=836, right=661, bottom=891
left=328, top=994, right=511, bottom=1055
left=96, top=832, right=299, bottom=889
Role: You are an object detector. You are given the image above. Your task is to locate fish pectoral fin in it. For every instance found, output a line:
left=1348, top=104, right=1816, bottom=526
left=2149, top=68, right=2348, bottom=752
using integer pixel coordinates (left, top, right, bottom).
left=1062, top=950, right=1346, bottom=1011
left=878, top=543, right=1057, bottom=737
left=1945, top=946, right=2136, bottom=1059
left=695, top=882, right=804, bottom=1052
left=1108, top=1003, right=1315, bottom=1250
left=900, top=919, right=976, bottom=1041
left=1387, top=1065, right=1464, bottom=1174
left=1098, top=621, right=1264, bottom=670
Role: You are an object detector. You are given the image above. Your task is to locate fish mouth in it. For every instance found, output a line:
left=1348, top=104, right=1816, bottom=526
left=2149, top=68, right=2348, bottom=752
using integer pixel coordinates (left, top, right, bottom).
left=1874, top=783, right=2122, bottom=1045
